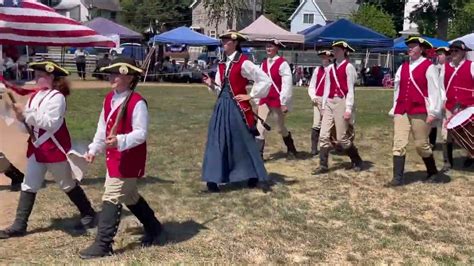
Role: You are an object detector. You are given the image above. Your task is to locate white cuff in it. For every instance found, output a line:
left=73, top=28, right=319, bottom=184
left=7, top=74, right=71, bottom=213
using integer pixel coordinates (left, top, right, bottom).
left=116, top=134, right=127, bottom=152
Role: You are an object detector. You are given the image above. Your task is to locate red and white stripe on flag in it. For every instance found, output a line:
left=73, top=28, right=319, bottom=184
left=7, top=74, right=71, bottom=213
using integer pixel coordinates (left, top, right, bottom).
left=0, top=0, right=115, bottom=47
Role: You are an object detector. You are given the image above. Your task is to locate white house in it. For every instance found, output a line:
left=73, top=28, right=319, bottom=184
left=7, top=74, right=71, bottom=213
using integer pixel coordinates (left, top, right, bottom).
left=401, top=0, right=438, bottom=36
left=289, top=0, right=358, bottom=33
left=37, top=0, right=120, bottom=22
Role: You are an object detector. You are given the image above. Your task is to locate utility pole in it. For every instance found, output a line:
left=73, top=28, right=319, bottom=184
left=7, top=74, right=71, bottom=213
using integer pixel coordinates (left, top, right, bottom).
left=252, top=0, right=256, bottom=21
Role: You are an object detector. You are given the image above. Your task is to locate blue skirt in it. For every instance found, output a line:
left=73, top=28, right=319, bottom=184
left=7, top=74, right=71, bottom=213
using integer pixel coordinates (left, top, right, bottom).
left=202, top=85, right=268, bottom=184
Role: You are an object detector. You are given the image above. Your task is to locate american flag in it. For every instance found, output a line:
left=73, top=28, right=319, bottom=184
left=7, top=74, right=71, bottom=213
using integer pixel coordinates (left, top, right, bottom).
left=0, top=0, right=115, bottom=47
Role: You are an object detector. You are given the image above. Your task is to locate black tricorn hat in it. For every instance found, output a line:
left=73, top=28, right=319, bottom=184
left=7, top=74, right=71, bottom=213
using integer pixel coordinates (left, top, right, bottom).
left=29, top=60, right=70, bottom=77
left=100, top=57, right=143, bottom=76
left=449, top=40, right=472, bottom=51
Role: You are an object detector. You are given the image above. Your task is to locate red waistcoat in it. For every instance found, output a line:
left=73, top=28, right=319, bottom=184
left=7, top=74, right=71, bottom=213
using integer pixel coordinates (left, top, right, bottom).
left=259, top=56, right=285, bottom=108
left=26, top=90, right=71, bottom=163
left=313, top=66, right=326, bottom=97
left=328, top=60, right=349, bottom=99
left=444, top=60, right=474, bottom=112
left=104, top=91, right=147, bottom=178
left=218, top=53, right=255, bottom=128
left=394, top=59, right=432, bottom=115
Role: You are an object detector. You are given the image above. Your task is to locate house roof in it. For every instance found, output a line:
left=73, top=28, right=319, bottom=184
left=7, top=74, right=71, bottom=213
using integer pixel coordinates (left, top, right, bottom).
left=240, top=15, right=304, bottom=43
left=289, top=0, right=358, bottom=22
left=80, top=0, right=121, bottom=12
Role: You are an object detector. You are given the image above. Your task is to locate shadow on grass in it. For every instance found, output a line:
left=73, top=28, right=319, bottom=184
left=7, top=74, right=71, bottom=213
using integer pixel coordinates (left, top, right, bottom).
left=80, top=176, right=175, bottom=186
left=115, top=218, right=213, bottom=253
left=265, top=151, right=314, bottom=162
left=402, top=170, right=451, bottom=185
left=28, top=215, right=95, bottom=237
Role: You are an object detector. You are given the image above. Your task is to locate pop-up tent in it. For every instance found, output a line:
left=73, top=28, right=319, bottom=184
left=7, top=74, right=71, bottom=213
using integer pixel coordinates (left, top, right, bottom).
left=304, top=19, right=393, bottom=48
left=150, top=26, right=220, bottom=46
left=240, top=15, right=304, bottom=44
left=84, top=17, right=143, bottom=41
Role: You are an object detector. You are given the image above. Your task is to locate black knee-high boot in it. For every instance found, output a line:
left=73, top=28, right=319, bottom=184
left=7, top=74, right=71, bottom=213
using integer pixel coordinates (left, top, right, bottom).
left=0, top=191, right=36, bottom=239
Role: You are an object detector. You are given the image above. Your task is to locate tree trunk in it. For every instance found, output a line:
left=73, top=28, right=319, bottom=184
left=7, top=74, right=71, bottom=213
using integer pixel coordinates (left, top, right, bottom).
left=436, top=15, right=449, bottom=40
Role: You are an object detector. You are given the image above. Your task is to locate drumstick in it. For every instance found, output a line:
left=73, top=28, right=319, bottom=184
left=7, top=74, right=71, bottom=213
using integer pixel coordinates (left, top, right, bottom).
left=6, top=91, right=36, bottom=141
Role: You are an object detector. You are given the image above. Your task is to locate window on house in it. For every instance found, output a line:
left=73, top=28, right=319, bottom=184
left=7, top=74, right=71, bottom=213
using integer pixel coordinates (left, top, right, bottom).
left=303, top=13, right=315, bottom=24
left=209, top=30, right=216, bottom=38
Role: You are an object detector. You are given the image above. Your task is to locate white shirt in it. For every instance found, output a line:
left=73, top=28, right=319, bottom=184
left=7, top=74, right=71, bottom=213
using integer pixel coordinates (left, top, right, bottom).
left=211, top=51, right=271, bottom=100
left=260, top=55, right=293, bottom=106
left=390, top=56, right=442, bottom=118
left=322, top=59, right=357, bottom=112
left=23, top=89, right=66, bottom=137
left=88, top=90, right=148, bottom=156
left=439, top=59, right=474, bottom=101
left=308, top=65, right=329, bottom=101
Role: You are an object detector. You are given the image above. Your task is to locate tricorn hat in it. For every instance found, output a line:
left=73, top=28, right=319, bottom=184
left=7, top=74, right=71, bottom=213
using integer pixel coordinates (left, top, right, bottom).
left=29, top=60, right=69, bottom=77
left=332, top=40, right=355, bottom=52
left=100, top=57, right=143, bottom=76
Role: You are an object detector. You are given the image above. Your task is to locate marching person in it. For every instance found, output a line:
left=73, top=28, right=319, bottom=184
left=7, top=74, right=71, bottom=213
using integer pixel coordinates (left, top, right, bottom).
left=313, top=41, right=363, bottom=174
left=0, top=61, right=96, bottom=239
left=255, top=39, right=297, bottom=159
left=79, top=57, right=163, bottom=259
left=387, top=37, right=444, bottom=187
left=428, top=47, right=451, bottom=151
left=439, top=40, right=474, bottom=170
left=201, top=31, right=271, bottom=193
left=0, top=152, right=24, bottom=191
left=308, top=50, right=333, bottom=156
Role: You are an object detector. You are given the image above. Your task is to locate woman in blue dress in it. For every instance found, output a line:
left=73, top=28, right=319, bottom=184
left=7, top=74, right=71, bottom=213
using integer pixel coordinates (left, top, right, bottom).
left=202, top=31, right=272, bottom=193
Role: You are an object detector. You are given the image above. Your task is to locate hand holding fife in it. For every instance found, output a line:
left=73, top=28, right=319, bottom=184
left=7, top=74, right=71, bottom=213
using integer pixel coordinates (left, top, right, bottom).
left=106, top=135, right=118, bottom=148
left=12, top=103, right=25, bottom=121
left=85, top=153, right=95, bottom=164
left=234, top=94, right=251, bottom=102
left=281, top=105, right=289, bottom=113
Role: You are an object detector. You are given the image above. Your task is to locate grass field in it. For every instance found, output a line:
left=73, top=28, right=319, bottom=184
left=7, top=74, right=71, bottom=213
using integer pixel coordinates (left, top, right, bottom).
left=0, top=85, right=473, bottom=264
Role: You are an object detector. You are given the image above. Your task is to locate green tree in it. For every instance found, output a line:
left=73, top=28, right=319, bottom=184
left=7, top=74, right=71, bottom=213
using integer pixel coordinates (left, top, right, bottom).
left=409, top=0, right=469, bottom=40
left=448, top=2, right=474, bottom=40
left=356, top=0, right=404, bottom=33
left=262, top=0, right=299, bottom=29
left=350, top=4, right=397, bottom=37
left=118, top=0, right=192, bottom=32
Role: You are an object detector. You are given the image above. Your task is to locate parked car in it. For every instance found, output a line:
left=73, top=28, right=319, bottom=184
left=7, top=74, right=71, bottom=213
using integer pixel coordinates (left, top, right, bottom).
left=109, top=43, right=146, bottom=61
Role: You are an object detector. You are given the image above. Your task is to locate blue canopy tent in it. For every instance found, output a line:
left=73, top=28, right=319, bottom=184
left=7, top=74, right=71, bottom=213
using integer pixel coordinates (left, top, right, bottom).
left=298, top=24, right=323, bottom=36
left=150, top=26, right=220, bottom=46
left=371, top=36, right=450, bottom=53
left=304, top=19, right=393, bottom=48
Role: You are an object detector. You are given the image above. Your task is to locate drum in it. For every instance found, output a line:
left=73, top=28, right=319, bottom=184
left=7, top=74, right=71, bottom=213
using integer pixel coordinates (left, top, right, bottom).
left=447, top=107, right=474, bottom=157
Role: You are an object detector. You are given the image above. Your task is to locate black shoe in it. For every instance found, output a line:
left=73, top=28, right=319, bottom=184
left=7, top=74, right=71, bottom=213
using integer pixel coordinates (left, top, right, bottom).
left=312, top=147, right=329, bottom=174
left=66, top=185, right=97, bottom=230
left=346, top=145, right=364, bottom=172
left=206, top=182, right=220, bottom=193
left=247, top=178, right=258, bottom=188
left=0, top=191, right=36, bottom=239
left=255, top=138, right=265, bottom=158
left=422, top=155, right=441, bottom=183
left=311, top=128, right=320, bottom=156
left=127, top=197, right=164, bottom=247
left=79, top=202, right=121, bottom=259
left=4, top=164, right=24, bottom=192
left=283, top=132, right=297, bottom=159
left=385, top=156, right=405, bottom=187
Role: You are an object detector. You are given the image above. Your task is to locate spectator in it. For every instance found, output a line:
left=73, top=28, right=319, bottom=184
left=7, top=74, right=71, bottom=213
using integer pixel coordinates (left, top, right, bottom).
left=74, top=48, right=88, bottom=80
left=93, top=54, right=112, bottom=80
